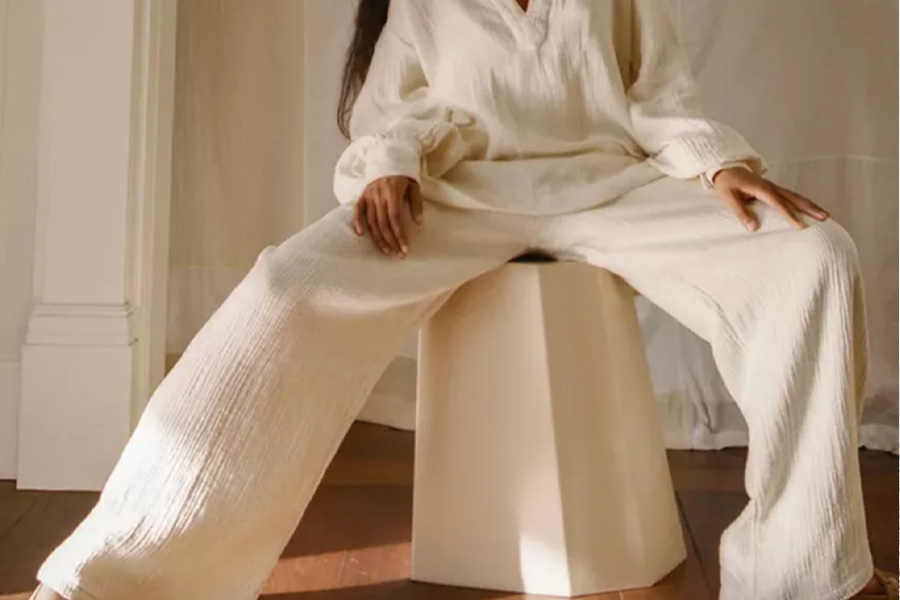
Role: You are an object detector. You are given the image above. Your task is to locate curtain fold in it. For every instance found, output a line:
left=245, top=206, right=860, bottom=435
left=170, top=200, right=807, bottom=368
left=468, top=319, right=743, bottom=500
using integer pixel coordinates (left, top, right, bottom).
left=168, top=0, right=898, bottom=453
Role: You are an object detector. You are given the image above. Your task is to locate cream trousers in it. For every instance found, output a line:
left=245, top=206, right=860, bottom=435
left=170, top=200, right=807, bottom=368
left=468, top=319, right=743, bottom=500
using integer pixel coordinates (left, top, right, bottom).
left=37, top=178, right=873, bottom=600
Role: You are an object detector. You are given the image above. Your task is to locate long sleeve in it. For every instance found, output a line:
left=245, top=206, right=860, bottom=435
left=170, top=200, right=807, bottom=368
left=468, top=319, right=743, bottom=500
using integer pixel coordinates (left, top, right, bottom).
left=333, top=1, right=470, bottom=206
left=626, top=0, right=767, bottom=179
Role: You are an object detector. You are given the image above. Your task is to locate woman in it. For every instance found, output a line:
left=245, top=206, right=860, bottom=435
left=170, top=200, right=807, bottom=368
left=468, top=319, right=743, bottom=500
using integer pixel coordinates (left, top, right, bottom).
left=32, top=1, right=896, bottom=599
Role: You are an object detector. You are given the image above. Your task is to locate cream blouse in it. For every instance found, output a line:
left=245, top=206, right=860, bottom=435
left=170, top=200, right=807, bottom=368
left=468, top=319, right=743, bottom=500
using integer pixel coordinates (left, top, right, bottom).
left=334, top=0, right=766, bottom=215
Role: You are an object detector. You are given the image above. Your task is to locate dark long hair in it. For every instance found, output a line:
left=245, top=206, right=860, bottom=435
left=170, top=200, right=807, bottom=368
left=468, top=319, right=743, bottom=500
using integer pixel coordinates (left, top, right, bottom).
left=337, top=0, right=391, bottom=139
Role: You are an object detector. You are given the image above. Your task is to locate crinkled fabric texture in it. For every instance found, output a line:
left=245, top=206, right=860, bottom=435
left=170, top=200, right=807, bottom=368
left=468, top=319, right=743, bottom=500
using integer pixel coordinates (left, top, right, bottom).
left=42, top=179, right=872, bottom=599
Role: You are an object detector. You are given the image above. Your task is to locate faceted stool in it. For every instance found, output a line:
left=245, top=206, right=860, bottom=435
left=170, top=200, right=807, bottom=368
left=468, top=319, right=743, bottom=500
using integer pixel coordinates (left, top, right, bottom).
left=411, top=260, right=686, bottom=597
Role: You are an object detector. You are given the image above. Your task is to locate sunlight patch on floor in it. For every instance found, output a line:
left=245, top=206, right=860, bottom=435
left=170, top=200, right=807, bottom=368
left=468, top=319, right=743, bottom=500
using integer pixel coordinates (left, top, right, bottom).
left=261, top=542, right=411, bottom=594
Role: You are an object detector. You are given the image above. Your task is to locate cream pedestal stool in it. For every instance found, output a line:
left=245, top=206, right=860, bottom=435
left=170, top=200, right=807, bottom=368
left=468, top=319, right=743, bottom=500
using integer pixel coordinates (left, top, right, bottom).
left=411, top=260, right=686, bottom=597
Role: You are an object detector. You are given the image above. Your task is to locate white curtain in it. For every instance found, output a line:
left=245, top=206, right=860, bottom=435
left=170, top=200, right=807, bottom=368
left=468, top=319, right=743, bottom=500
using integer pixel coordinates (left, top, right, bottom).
left=168, top=0, right=898, bottom=453
left=167, top=0, right=306, bottom=353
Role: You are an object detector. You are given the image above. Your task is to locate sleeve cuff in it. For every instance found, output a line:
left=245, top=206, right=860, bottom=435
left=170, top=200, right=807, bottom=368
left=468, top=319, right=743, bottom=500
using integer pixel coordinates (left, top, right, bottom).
left=649, top=122, right=768, bottom=182
left=362, top=137, right=423, bottom=188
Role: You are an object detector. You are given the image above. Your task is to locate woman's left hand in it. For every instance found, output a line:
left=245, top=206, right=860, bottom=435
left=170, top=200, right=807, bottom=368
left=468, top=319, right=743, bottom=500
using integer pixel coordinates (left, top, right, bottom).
left=713, top=167, right=830, bottom=232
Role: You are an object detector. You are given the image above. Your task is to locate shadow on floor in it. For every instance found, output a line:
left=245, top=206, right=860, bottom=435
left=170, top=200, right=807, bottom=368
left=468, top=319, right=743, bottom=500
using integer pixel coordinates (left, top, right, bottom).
left=261, top=580, right=516, bottom=600
left=279, top=484, right=414, bottom=559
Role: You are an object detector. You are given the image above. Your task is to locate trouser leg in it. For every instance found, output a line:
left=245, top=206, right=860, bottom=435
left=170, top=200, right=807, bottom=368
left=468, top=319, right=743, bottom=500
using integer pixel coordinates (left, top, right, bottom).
left=37, top=202, right=532, bottom=600
left=545, top=178, right=872, bottom=600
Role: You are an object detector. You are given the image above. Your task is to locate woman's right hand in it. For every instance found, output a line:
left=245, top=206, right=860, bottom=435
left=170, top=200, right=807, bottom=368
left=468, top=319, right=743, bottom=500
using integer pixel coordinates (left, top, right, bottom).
left=353, top=175, right=423, bottom=258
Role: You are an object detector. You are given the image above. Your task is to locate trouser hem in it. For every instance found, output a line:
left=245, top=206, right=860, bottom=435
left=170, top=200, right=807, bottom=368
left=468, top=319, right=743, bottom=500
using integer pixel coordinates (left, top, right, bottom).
left=720, top=553, right=874, bottom=600
left=37, top=576, right=100, bottom=600
left=825, top=557, right=876, bottom=600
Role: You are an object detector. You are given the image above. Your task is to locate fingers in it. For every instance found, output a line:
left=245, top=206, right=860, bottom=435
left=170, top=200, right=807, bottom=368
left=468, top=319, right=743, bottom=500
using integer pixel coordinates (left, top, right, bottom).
left=776, top=185, right=830, bottom=221
left=375, top=199, right=404, bottom=256
left=717, top=171, right=825, bottom=232
left=355, top=178, right=411, bottom=257
left=364, top=199, right=391, bottom=255
left=386, top=200, right=408, bottom=256
left=755, top=185, right=806, bottom=230
left=408, top=182, right=424, bottom=225
left=353, top=201, right=365, bottom=236
left=722, top=188, right=759, bottom=232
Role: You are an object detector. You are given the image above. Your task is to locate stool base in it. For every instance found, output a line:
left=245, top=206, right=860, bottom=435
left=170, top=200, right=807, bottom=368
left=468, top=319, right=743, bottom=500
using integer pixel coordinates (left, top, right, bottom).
left=412, top=263, right=686, bottom=597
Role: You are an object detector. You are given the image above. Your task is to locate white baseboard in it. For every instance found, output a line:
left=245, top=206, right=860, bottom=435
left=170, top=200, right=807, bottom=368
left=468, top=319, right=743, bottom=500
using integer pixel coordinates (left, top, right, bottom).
left=17, top=302, right=137, bottom=491
left=18, top=343, right=135, bottom=491
left=0, top=360, right=20, bottom=479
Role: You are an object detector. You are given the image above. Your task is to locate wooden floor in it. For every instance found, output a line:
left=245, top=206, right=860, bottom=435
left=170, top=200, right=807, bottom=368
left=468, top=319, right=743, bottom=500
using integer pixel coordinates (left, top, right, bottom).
left=0, top=423, right=895, bottom=600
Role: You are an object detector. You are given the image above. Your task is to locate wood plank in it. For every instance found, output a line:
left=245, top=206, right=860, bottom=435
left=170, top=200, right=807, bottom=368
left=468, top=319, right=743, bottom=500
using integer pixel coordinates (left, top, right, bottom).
left=0, top=482, right=40, bottom=542
left=666, top=449, right=747, bottom=595
left=620, top=496, right=713, bottom=600
left=666, top=449, right=746, bottom=494
left=263, top=485, right=413, bottom=594
left=260, top=580, right=518, bottom=600
left=0, top=428, right=895, bottom=600
left=321, top=423, right=414, bottom=487
left=673, top=490, right=746, bottom=595
left=859, top=451, right=898, bottom=573
left=0, top=491, right=97, bottom=595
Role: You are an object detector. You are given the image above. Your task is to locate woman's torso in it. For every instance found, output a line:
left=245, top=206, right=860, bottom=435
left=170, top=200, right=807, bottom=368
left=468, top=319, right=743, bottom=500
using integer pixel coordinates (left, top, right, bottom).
left=393, top=0, right=667, bottom=215
left=405, top=0, right=642, bottom=161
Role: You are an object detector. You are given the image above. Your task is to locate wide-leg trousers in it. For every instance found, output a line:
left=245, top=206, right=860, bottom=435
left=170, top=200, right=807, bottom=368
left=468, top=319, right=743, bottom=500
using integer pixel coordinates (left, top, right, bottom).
left=37, top=177, right=873, bottom=600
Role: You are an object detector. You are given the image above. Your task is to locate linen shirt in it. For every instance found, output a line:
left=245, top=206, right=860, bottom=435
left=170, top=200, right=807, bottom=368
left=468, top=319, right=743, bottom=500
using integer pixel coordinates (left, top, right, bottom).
left=334, top=0, right=765, bottom=215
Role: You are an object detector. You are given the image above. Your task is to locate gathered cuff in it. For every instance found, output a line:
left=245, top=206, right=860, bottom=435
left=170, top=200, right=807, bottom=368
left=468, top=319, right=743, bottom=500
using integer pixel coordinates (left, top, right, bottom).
left=650, top=124, right=768, bottom=182
left=362, top=136, right=423, bottom=186
left=333, top=134, right=423, bottom=205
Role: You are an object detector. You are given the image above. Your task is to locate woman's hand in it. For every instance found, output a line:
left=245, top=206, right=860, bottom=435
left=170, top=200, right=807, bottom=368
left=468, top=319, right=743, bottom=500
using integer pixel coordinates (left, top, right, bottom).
left=713, top=168, right=830, bottom=232
left=353, top=175, right=424, bottom=258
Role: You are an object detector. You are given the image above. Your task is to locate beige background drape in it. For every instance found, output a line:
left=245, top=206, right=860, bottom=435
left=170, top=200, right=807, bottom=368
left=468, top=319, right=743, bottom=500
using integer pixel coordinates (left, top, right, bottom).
left=168, top=0, right=898, bottom=452
left=167, top=0, right=307, bottom=352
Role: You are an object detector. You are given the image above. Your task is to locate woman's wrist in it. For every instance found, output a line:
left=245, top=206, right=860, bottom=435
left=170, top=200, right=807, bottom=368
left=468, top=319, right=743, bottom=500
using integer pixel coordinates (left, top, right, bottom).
left=702, top=162, right=754, bottom=189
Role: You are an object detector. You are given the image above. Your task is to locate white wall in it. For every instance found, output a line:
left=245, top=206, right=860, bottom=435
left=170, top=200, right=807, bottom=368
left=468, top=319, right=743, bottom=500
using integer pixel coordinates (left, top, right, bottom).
left=15, top=0, right=178, bottom=490
left=0, top=0, right=43, bottom=479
